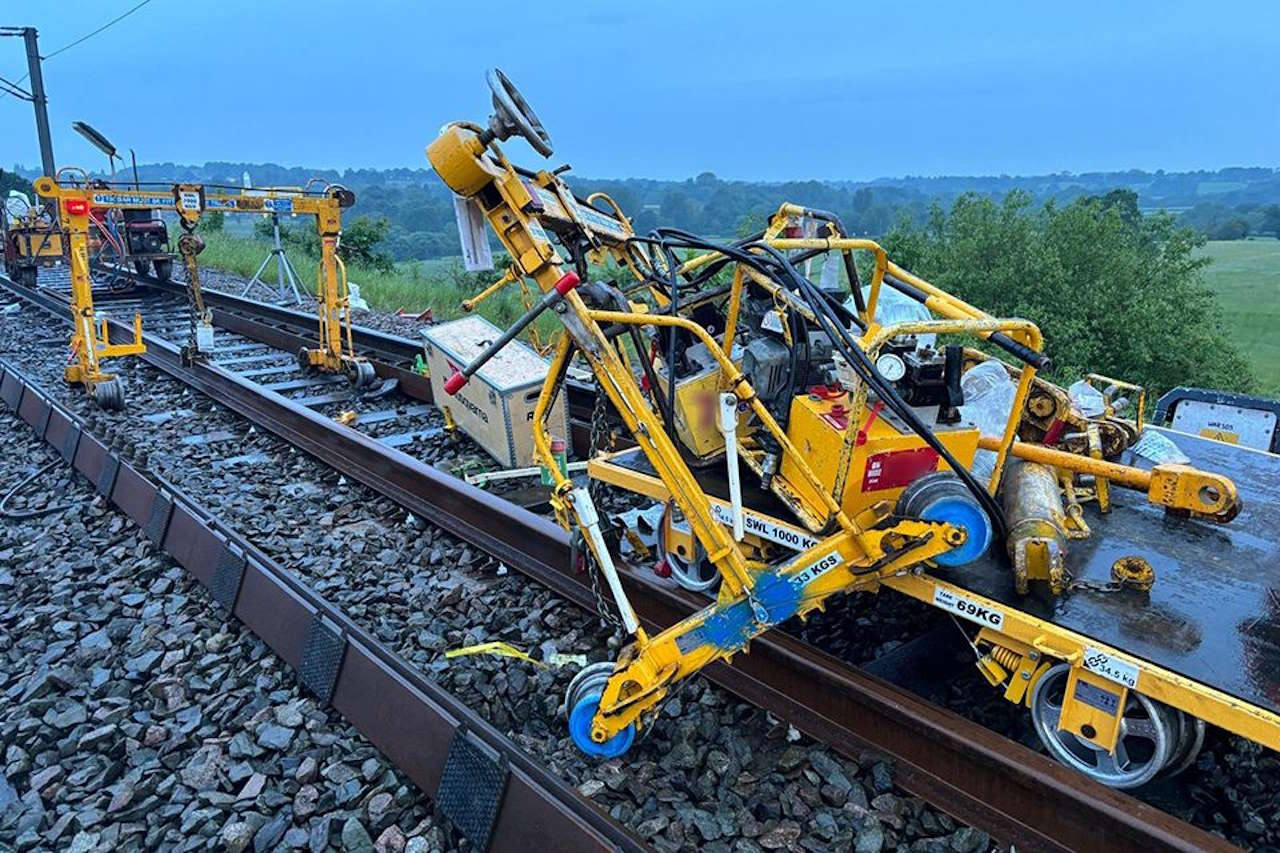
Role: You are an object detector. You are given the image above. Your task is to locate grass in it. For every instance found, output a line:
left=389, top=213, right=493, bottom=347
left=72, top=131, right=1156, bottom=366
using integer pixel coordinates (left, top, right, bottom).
left=1198, top=238, right=1280, bottom=396
left=194, top=231, right=558, bottom=337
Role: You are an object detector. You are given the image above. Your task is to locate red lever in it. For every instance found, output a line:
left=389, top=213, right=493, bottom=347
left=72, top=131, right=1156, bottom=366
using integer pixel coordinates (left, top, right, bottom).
left=554, top=271, right=581, bottom=296
left=443, top=371, right=468, bottom=396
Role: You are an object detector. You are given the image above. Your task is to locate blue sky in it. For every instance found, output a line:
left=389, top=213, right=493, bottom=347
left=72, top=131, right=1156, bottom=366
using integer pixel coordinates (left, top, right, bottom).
left=3, top=1, right=1278, bottom=181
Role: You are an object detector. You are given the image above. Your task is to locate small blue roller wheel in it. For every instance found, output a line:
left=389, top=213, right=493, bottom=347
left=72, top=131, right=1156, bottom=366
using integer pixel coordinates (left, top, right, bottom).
left=569, top=692, right=635, bottom=758
left=898, top=472, right=993, bottom=567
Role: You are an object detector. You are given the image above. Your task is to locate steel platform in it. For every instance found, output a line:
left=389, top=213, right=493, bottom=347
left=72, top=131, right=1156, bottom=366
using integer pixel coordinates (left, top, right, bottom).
left=936, top=429, right=1280, bottom=717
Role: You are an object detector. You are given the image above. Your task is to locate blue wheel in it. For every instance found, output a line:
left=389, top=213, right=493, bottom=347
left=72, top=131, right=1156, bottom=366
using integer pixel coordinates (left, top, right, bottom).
left=919, top=494, right=992, bottom=566
left=898, top=472, right=993, bottom=567
left=568, top=692, right=635, bottom=758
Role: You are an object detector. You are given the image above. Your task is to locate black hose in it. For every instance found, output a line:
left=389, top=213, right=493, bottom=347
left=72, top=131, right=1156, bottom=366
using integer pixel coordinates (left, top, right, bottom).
left=1, top=460, right=74, bottom=520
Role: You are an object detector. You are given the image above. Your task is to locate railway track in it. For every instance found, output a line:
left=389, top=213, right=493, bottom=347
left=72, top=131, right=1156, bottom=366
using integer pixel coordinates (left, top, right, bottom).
left=0, top=267, right=1237, bottom=852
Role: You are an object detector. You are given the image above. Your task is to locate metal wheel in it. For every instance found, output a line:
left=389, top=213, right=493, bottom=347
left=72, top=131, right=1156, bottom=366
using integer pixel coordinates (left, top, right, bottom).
left=564, top=661, right=616, bottom=717
left=1162, top=712, right=1206, bottom=778
left=1031, top=664, right=1174, bottom=789
left=153, top=258, right=173, bottom=282
left=93, top=377, right=124, bottom=411
left=18, top=266, right=37, bottom=289
left=349, top=359, right=376, bottom=388
left=896, top=472, right=993, bottom=566
left=132, top=259, right=152, bottom=277
left=297, top=347, right=312, bottom=372
left=657, top=505, right=719, bottom=593
left=563, top=661, right=634, bottom=758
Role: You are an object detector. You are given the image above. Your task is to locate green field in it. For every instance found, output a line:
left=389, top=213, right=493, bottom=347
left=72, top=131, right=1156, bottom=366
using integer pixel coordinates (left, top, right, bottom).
left=1199, top=239, right=1280, bottom=396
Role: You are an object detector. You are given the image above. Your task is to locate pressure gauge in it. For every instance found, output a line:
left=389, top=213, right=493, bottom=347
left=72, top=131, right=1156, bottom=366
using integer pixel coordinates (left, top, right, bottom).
left=875, top=352, right=906, bottom=382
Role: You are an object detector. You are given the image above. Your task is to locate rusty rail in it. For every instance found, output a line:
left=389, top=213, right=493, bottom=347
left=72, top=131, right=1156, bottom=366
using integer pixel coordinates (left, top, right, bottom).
left=1, top=272, right=1235, bottom=853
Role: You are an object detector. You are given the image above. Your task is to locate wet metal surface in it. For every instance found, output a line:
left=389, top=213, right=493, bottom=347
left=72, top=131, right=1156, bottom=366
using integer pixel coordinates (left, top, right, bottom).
left=942, top=429, right=1280, bottom=715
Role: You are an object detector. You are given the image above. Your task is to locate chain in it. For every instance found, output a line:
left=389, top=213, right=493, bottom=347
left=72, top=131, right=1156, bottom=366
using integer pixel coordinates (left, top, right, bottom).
left=1065, top=556, right=1155, bottom=594
left=176, top=227, right=208, bottom=358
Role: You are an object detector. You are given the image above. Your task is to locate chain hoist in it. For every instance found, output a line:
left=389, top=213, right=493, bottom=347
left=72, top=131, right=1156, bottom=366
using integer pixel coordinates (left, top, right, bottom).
left=176, top=221, right=211, bottom=363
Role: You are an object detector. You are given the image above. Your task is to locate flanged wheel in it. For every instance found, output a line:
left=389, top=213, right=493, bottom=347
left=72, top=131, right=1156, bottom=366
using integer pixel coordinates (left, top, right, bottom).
left=349, top=359, right=376, bottom=388
left=93, top=377, right=124, bottom=411
left=896, top=472, right=993, bottom=566
left=297, top=347, right=312, bottom=372
left=657, top=505, right=719, bottom=593
left=564, top=661, right=634, bottom=758
left=1162, top=711, right=1206, bottom=778
left=1030, top=663, right=1175, bottom=789
left=564, top=661, right=616, bottom=715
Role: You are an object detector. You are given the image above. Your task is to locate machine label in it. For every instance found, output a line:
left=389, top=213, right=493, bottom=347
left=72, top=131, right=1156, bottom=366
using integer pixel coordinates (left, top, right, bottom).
left=1073, top=679, right=1121, bottom=715
left=932, top=587, right=1005, bottom=629
left=787, top=551, right=844, bottom=590
left=710, top=503, right=819, bottom=551
left=178, top=191, right=201, bottom=211
left=1082, top=647, right=1139, bottom=689
left=91, top=192, right=167, bottom=208
left=863, top=447, right=940, bottom=492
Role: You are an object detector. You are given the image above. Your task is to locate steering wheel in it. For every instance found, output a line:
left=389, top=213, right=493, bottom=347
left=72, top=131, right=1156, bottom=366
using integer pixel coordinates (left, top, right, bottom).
left=485, top=68, right=554, bottom=158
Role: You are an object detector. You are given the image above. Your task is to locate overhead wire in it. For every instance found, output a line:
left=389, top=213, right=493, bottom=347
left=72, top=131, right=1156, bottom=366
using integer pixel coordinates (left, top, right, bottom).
left=0, top=0, right=156, bottom=100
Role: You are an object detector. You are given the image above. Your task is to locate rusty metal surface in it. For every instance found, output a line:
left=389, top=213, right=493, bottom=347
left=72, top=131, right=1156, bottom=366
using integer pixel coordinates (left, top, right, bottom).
left=0, top=357, right=644, bottom=853
left=2, top=274, right=1234, bottom=852
left=938, top=430, right=1280, bottom=716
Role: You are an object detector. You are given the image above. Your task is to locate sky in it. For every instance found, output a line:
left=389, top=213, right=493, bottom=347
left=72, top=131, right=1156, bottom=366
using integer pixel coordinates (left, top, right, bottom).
left=3, top=0, right=1279, bottom=182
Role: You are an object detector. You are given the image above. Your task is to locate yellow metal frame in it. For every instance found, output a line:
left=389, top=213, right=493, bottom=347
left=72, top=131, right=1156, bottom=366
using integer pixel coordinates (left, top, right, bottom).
left=34, top=177, right=368, bottom=389
left=589, top=451, right=1280, bottom=754
left=32, top=177, right=146, bottom=396
left=426, top=118, right=1250, bottom=752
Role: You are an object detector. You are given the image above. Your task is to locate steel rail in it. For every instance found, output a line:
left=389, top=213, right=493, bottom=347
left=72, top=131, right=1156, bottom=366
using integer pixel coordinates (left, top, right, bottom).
left=106, top=264, right=594, bottom=450
left=0, top=355, right=645, bottom=853
left=1, top=272, right=1235, bottom=853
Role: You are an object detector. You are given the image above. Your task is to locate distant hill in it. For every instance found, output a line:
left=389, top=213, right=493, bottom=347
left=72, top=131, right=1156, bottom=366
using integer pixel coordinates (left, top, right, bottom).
left=15, top=162, right=1278, bottom=258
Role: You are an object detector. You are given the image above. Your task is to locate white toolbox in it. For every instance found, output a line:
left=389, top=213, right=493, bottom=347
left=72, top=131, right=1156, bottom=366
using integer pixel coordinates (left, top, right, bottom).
left=421, top=315, right=570, bottom=468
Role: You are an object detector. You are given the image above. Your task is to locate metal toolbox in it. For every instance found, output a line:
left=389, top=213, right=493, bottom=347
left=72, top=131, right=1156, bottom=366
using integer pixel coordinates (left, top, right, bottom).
left=421, top=315, right=569, bottom=468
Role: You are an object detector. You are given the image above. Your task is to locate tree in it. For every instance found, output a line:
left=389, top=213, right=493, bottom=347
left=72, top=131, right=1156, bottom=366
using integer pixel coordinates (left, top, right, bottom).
left=338, top=216, right=395, bottom=273
left=883, top=192, right=1254, bottom=396
left=1261, top=205, right=1280, bottom=237
left=199, top=210, right=224, bottom=232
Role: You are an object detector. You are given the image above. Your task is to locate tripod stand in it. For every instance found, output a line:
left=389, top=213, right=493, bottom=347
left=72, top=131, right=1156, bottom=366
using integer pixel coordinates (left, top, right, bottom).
left=240, top=213, right=304, bottom=304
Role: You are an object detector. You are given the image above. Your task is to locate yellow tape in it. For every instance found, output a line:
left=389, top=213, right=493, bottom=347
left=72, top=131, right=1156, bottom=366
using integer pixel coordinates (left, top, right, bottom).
left=444, top=641, right=588, bottom=669
left=445, top=642, right=546, bottom=667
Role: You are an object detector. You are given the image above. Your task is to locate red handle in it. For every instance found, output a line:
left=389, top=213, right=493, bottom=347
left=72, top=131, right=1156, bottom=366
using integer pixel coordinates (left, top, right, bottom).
left=554, top=271, right=581, bottom=296
left=443, top=371, right=468, bottom=396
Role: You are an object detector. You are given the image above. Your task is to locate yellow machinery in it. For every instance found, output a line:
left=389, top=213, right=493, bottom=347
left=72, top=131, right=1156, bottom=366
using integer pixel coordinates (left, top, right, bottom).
left=3, top=199, right=64, bottom=290
left=428, top=71, right=1275, bottom=785
left=33, top=175, right=374, bottom=408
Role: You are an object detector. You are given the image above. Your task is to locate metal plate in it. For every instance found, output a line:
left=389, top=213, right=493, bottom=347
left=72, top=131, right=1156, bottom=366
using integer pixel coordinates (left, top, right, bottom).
left=437, top=728, right=509, bottom=851
left=210, top=544, right=247, bottom=613
left=144, top=492, right=173, bottom=545
left=60, top=423, right=81, bottom=463
left=96, top=454, right=120, bottom=498
left=0, top=370, right=20, bottom=409
left=299, top=615, right=346, bottom=704
left=33, top=401, right=51, bottom=438
left=939, top=428, right=1280, bottom=715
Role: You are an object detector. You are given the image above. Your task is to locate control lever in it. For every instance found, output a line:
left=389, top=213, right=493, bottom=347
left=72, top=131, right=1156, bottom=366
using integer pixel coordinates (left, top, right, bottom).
left=444, top=271, right=579, bottom=395
left=938, top=344, right=964, bottom=424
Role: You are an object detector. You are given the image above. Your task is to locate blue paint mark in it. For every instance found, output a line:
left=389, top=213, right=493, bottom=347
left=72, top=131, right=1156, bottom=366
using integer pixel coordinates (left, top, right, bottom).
left=699, top=570, right=801, bottom=651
